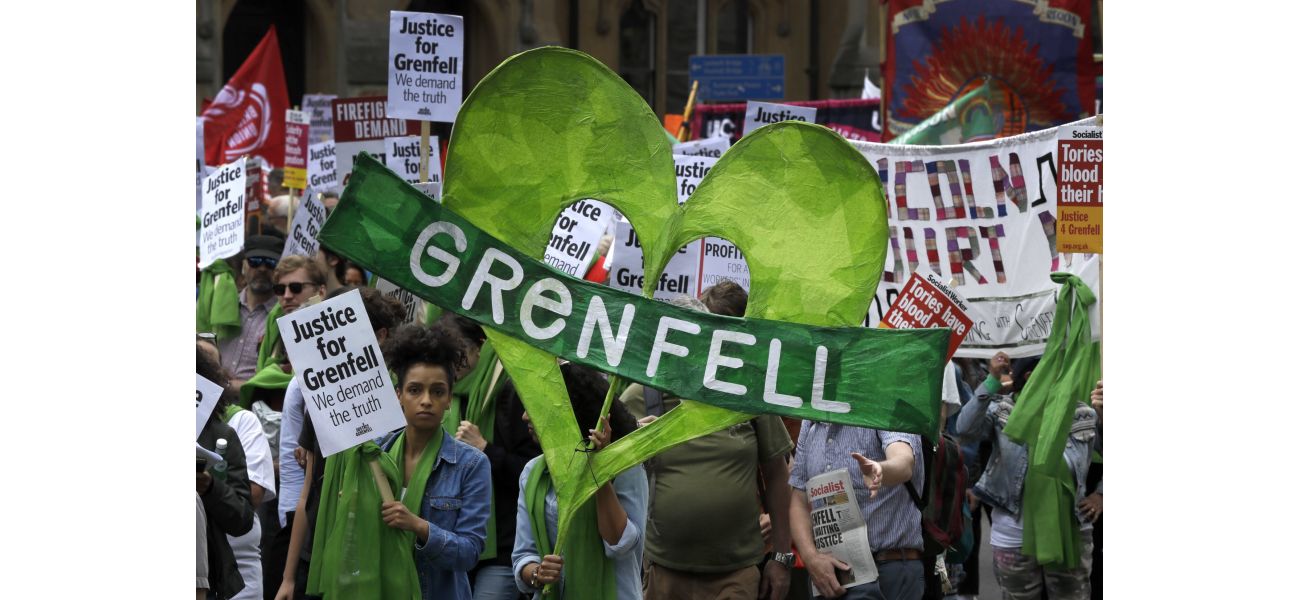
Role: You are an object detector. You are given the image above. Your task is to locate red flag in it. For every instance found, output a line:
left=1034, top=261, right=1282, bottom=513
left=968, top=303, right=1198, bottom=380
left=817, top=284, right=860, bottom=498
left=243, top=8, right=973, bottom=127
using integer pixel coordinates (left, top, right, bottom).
left=201, top=27, right=289, bottom=168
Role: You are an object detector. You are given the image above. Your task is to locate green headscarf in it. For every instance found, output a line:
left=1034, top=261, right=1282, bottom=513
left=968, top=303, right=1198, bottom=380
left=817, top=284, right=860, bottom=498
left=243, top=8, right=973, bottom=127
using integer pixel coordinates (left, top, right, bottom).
left=1003, top=272, right=1100, bottom=569
left=238, top=363, right=293, bottom=408
left=307, top=441, right=422, bottom=600
left=256, top=303, right=285, bottom=372
left=523, top=458, right=615, bottom=600
left=197, top=260, right=240, bottom=342
left=444, top=340, right=504, bottom=560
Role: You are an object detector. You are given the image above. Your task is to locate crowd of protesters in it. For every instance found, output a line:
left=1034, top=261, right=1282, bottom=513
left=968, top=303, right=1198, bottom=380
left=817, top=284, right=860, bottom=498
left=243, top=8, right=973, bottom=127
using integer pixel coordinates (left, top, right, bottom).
left=196, top=195, right=1103, bottom=600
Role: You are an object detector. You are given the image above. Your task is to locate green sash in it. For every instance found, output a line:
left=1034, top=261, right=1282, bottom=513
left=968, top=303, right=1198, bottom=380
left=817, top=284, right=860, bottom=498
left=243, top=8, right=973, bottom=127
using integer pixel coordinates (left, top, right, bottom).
left=448, top=341, right=504, bottom=561
left=523, top=460, right=615, bottom=600
left=388, top=429, right=445, bottom=514
left=197, top=260, right=240, bottom=342
left=307, top=441, right=421, bottom=600
left=1003, top=273, right=1100, bottom=569
left=256, top=303, right=285, bottom=372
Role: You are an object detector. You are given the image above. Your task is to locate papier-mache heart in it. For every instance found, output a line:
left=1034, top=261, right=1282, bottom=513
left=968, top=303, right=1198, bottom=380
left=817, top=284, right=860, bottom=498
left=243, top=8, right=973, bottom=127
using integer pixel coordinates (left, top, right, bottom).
left=316, top=47, right=948, bottom=554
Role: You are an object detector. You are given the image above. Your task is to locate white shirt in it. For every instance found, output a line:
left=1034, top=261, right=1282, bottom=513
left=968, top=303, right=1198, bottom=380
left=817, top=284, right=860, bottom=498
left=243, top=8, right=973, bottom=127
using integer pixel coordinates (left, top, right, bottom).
left=229, top=410, right=276, bottom=503
left=277, top=378, right=306, bottom=526
left=942, top=360, right=960, bottom=407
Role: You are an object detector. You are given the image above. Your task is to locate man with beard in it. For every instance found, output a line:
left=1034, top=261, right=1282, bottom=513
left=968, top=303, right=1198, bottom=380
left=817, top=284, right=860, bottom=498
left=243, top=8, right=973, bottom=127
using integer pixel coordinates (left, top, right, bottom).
left=218, top=234, right=284, bottom=394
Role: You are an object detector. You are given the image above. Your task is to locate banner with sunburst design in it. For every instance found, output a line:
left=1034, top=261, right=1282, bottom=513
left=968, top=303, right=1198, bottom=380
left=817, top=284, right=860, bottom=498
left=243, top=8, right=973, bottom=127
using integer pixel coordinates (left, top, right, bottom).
left=884, top=0, right=1098, bottom=142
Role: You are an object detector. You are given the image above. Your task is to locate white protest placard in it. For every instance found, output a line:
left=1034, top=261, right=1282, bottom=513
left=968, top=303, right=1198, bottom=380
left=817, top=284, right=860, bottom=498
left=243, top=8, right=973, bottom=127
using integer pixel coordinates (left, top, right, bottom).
left=302, top=93, right=337, bottom=143
left=196, top=374, right=223, bottom=440
left=374, top=278, right=428, bottom=326
left=673, top=136, right=730, bottom=158
left=385, top=135, right=442, bottom=185
left=278, top=289, right=406, bottom=457
left=199, top=158, right=246, bottom=269
left=698, top=237, right=750, bottom=295
left=387, top=11, right=464, bottom=122
left=743, top=101, right=816, bottom=137
left=196, top=117, right=206, bottom=212
left=674, top=154, right=715, bottom=203
left=332, top=96, right=418, bottom=188
left=607, top=219, right=701, bottom=300
left=849, top=116, right=1102, bottom=358
left=282, top=193, right=327, bottom=259
left=307, top=140, right=341, bottom=192
left=414, top=181, right=442, bottom=202
left=544, top=199, right=613, bottom=277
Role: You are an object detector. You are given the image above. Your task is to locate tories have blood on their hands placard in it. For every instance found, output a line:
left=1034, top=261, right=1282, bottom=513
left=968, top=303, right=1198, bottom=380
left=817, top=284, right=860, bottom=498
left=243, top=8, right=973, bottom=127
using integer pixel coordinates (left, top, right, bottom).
left=879, top=272, right=973, bottom=360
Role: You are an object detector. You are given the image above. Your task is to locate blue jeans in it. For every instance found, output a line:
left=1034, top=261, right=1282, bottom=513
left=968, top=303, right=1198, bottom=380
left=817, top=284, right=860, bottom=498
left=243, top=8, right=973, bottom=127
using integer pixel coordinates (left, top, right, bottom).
left=472, top=564, right=519, bottom=600
left=842, top=559, right=924, bottom=600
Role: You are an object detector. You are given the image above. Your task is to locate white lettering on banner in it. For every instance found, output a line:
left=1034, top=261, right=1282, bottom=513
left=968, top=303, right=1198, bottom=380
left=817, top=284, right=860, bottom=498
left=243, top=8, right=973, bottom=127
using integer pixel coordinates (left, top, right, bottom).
left=520, top=278, right=573, bottom=340
left=462, top=248, right=524, bottom=325
left=809, top=346, right=848, bottom=413
left=646, top=316, right=700, bottom=378
left=704, top=329, right=755, bottom=395
left=411, top=221, right=467, bottom=287
left=576, top=296, right=636, bottom=367
left=763, top=339, right=803, bottom=408
left=850, top=117, right=1101, bottom=359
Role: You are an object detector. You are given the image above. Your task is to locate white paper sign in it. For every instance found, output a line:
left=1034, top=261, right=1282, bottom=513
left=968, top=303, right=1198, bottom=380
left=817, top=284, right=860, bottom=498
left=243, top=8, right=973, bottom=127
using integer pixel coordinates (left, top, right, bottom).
left=607, top=220, right=701, bottom=299
left=544, top=199, right=613, bottom=277
left=374, top=278, right=427, bottom=326
left=414, top=181, right=442, bottom=201
left=199, top=158, right=247, bottom=269
left=387, top=11, right=464, bottom=122
left=196, top=117, right=206, bottom=212
left=384, top=135, right=442, bottom=184
left=673, top=136, right=730, bottom=158
left=282, top=193, right=328, bottom=259
left=306, top=141, right=341, bottom=192
left=698, top=237, right=750, bottom=295
left=303, top=93, right=337, bottom=143
left=196, top=374, right=223, bottom=440
left=743, top=101, right=817, bottom=137
left=278, top=290, right=406, bottom=457
left=674, top=155, right=716, bottom=203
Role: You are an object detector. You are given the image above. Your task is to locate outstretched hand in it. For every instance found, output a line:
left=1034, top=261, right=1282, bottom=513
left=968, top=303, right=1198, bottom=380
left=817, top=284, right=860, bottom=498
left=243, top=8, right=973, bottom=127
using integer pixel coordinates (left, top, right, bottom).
left=850, top=452, right=883, bottom=498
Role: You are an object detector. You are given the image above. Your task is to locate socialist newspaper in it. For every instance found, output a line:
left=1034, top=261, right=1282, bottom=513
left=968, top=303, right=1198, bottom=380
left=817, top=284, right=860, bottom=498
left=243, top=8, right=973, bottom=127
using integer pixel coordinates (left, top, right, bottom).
left=807, top=468, right=877, bottom=593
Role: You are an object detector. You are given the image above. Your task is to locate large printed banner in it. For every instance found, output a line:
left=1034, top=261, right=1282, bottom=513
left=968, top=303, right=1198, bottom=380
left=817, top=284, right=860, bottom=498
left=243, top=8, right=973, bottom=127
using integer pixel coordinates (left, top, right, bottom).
left=851, top=117, right=1100, bottom=358
left=318, top=154, right=949, bottom=434
left=883, top=0, right=1097, bottom=141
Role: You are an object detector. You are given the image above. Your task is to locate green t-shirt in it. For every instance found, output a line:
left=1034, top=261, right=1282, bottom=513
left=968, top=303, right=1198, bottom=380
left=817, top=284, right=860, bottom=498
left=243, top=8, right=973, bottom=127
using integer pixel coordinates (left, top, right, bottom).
left=620, top=383, right=794, bottom=573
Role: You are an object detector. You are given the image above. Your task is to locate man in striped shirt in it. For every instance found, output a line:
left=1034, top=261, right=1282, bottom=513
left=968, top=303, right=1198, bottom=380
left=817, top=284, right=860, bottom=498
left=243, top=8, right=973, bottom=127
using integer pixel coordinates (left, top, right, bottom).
left=789, top=422, right=925, bottom=600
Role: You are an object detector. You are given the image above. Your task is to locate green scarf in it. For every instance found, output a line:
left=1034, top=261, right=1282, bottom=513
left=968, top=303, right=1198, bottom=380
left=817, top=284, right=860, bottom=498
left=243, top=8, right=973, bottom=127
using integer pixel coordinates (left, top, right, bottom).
left=256, top=303, right=285, bottom=372
left=238, top=363, right=294, bottom=408
left=447, top=341, right=504, bottom=560
left=197, top=260, right=240, bottom=342
left=1003, top=273, right=1100, bottom=569
left=307, top=441, right=421, bottom=600
left=523, top=459, right=615, bottom=600
left=389, top=428, right=444, bottom=512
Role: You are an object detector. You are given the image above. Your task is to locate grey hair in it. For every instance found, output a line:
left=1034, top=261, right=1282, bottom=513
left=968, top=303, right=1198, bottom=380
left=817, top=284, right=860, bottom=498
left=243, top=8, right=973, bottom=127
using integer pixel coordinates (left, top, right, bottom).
left=663, top=294, right=709, bottom=313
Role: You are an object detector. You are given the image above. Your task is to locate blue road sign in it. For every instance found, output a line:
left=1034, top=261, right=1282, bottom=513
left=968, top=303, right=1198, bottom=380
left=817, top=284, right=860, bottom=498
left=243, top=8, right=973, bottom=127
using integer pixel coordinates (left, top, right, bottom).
left=688, top=54, right=785, bottom=101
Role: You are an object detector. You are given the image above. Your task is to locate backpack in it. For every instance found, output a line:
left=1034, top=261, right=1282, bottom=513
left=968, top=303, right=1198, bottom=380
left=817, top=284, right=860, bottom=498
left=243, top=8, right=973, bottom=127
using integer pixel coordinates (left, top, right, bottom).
left=904, top=433, right=972, bottom=562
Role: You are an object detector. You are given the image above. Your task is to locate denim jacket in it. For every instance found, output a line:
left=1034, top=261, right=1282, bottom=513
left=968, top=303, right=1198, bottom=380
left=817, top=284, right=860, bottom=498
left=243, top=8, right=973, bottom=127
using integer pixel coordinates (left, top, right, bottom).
left=380, top=429, right=493, bottom=600
left=954, top=383, right=1097, bottom=525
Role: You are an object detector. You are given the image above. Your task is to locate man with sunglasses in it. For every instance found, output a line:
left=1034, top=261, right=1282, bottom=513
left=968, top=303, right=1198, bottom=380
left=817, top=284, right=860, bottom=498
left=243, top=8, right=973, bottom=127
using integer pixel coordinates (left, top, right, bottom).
left=219, top=234, right=285, bottom=395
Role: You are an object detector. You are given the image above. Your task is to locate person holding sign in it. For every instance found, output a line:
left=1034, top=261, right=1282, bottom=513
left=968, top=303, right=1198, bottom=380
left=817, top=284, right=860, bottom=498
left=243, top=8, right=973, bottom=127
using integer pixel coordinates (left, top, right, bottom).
left=197, top=343, right=256, bottom=599
left=377, top=323, right=493, bottom=600
left=512, top=363, right=648, bottom=600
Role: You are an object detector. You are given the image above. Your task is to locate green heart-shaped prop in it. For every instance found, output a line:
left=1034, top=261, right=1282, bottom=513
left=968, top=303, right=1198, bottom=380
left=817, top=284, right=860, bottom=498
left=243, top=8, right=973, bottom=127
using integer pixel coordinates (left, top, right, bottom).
left=318, top=48, right=947, bottom=556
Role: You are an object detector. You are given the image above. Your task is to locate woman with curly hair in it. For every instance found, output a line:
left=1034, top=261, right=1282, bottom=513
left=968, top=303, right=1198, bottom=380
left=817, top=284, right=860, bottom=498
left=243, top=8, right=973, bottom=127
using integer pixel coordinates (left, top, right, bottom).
left=376, top=323, right=493, bottom=600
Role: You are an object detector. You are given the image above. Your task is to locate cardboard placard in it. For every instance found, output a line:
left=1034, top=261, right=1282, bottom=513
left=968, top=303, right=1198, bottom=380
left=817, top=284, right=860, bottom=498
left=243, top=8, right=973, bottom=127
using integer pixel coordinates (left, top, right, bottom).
left=374, top=277, right=427, bottom=326
left=384, top=135, right=442, bottom=185
left=277, top=289, right=406, bottom=457
left=331, top=96, right=418, bottom=188
left=282, top=193, right=327, bottom=259
left=306, top=141, right=340, bottom=192
left=673, top=136, right=730, bottom=158
left=879, top=272, right=973, bottom=360
left=742, top=101, right=816, bottom=137
left=1056, top=126, right=1102, bottom=254
left=386, top=11, right=464, bottom=122
left=196, top=374, right=223, bottom=440
left=283, top=109, right=310, bottom=189
left=607, top=219, right=701, bottom=299
left=199, top=158, right=246, bottom=268
left=543, top=199, right=612, bottom=277
left=302, top=93, right=337, bottom=143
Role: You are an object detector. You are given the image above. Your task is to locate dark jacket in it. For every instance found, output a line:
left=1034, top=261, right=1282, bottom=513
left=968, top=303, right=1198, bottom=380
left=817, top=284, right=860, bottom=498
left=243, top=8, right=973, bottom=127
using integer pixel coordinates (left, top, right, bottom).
left=198, top=418, right=255, bottom=599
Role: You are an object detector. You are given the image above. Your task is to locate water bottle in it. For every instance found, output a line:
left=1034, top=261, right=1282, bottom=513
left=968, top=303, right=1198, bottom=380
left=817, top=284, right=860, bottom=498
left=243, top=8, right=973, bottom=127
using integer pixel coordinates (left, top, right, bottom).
left=212, top=438, right=229, bottom=482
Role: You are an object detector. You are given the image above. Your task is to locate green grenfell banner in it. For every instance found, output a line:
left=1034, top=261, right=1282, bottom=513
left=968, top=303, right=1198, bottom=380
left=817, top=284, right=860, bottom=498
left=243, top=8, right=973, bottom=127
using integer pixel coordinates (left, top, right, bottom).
left=319, top=153, right=949, bottom=433
left=316, top=47, right=950, bottom=564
